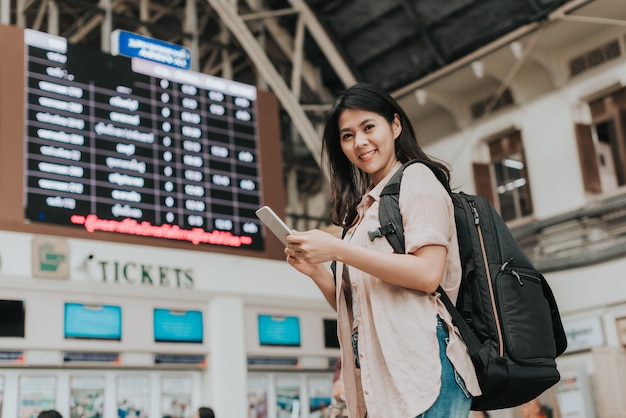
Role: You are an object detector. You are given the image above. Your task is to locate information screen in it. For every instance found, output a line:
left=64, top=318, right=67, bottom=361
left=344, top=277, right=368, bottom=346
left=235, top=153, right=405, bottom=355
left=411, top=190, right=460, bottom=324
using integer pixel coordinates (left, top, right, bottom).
left=153, top=308, right=203, bottom=343
left=24, top=29, right=266, bottom=251
left=64, top=303, right=122, bottom=340
left=257, top=314, right=301, bottom=347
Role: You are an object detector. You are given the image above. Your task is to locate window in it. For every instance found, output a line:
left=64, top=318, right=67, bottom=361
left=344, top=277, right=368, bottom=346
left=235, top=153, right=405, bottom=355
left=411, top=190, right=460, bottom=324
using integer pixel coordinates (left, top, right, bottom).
left=473, top=131, right=533, bottom=222
left=568, top=39, right=621, bottom=77
left=470, top=88, right=514, bottom=120
left=575, top=87, right=626, bottom=194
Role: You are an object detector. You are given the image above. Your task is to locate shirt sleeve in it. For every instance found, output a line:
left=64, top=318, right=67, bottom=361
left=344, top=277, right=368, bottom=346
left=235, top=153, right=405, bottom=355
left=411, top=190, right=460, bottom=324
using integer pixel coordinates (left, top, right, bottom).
left=399, top=163, right=453, bottom=254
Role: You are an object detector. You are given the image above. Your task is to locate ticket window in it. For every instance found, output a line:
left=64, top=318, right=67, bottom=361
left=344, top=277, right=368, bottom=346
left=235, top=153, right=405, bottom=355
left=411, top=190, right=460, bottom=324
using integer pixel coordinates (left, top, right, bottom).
left=247, top=372, right=333, bottom=418
left=0, top=370, right=202, bottom=418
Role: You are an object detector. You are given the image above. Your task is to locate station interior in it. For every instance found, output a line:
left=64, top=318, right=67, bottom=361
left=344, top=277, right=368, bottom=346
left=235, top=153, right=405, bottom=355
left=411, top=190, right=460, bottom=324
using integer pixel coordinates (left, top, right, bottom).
left=1, top=0, right=626, bottom=417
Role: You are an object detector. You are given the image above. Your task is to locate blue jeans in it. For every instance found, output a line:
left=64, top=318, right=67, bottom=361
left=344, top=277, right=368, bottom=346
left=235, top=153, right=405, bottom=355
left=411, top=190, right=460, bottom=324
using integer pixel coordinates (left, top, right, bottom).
left=416, top=317, right=472, bottom=418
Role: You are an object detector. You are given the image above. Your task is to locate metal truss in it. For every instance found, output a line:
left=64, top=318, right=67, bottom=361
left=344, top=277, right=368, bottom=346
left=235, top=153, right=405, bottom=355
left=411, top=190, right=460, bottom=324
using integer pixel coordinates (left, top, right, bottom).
left=1, top=0, right=356, bottom=165
left=1, top=0, right=358, bottom=225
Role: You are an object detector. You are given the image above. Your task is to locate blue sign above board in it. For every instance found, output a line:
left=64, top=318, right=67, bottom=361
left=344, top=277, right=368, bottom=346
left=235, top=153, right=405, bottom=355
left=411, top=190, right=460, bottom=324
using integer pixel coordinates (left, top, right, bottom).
left=111, top=29, right=191, bottom=70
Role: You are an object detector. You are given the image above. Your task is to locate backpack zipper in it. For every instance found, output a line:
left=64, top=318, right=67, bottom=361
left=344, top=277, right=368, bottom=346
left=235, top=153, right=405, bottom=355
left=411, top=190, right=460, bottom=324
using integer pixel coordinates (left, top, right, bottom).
left=500, top=261, right=544, bottom=287
left=470, top=200, right=505, bottom=358
left=500, top=260, right=523, bottom=285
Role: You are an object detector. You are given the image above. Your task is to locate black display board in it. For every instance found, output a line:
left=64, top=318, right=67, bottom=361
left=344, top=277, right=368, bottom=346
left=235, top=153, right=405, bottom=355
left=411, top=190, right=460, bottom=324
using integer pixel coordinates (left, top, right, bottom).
left=24, top=29, right=266, bottom=251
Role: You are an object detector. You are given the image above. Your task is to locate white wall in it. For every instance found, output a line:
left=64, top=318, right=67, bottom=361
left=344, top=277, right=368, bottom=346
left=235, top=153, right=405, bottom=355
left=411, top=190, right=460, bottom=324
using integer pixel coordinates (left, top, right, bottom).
left=423, top=60, right=626, bottom=222
left=417, top=36, right=626, bottom=418
left=0, top=230, right=326, bottom=304
left=0, top=230, right=335, bottom=418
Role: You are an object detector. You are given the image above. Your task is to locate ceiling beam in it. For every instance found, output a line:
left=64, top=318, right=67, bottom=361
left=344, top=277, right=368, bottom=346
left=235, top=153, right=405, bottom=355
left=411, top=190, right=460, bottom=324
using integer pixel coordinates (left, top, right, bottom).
left=241, top=0, right=330, bottom=101
left=398, top=0, right=446, bottom=66
left=286, top=0, right=356, bottom=89
left=206, top=0, right=323, bottom=165
left=392, top=0, right=595, bottom=100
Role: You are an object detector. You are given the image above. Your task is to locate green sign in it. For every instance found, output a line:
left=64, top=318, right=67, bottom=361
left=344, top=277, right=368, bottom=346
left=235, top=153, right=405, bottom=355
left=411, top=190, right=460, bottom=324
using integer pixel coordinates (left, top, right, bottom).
left=32, top=238, right=69, bottom=278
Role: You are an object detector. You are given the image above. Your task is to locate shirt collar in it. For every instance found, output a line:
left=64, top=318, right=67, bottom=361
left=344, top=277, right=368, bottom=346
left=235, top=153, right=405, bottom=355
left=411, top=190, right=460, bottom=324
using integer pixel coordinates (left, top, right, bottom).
left=367, top=161, right=403, bottom=201
left=355, top=161, right=403, bottom=215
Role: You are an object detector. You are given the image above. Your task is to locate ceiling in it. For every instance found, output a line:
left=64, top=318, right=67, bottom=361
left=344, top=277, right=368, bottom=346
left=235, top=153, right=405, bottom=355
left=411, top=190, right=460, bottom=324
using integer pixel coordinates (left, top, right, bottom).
left=8, top=0, right=622, bottom=213
left=11, top=0, right=624, bottom=140
left=10, top=0, right=581, bottom=105
left=9, top=1, right=605, bottom=147
left=292, top=0, right=572, bottom=95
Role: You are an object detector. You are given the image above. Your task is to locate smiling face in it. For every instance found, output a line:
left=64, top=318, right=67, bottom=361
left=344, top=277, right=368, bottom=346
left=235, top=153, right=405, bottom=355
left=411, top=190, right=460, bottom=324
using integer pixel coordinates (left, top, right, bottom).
left=338, top=108, right=402, bottom=185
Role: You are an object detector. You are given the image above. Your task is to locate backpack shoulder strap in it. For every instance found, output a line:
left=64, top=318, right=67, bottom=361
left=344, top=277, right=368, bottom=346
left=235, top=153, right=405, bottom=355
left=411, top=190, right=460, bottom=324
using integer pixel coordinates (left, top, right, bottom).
left=374, top=160, right=483, bottom=354
left=330, top=227, right=348, bottom=284
left=373, top=159, right=451, bottom=253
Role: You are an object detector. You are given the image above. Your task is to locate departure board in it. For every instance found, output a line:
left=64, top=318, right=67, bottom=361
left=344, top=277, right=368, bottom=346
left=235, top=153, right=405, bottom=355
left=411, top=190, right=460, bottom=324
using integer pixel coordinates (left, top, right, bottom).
left=24, top=29, right=266, bottom=251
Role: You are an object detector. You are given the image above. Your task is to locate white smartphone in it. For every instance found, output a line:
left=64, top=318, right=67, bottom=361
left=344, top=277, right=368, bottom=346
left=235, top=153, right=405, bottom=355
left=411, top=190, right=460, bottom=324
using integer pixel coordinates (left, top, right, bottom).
left=255, top=206, right=292, bottom=246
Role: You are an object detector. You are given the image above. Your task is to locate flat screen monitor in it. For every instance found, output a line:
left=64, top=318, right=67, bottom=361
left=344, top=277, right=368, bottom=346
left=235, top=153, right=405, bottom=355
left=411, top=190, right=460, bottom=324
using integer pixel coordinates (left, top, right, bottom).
left=257, top=314, right=301, bottom=347
left=0, top=300, right=26, bottom=337
left=153, top=308, right=203, bottom=343
left=64, top=302, right=122, bottom=340
left=323, top=318, right=340, bottom=349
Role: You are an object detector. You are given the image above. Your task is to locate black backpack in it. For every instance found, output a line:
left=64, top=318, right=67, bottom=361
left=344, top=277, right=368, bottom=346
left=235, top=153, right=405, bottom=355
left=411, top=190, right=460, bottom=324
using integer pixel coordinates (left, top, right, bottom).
left=370, top=159, right=568, bottom=411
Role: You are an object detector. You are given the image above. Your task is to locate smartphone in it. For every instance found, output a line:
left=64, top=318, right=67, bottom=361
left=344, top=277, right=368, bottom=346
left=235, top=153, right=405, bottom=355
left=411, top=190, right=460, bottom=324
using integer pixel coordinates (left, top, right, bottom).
left=255, top=206, right=292, bottom=246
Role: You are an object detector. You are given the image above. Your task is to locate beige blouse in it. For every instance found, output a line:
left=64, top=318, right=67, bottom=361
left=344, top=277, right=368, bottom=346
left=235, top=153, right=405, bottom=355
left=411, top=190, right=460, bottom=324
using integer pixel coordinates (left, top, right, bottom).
left=336, top=162, right=481, bottom=418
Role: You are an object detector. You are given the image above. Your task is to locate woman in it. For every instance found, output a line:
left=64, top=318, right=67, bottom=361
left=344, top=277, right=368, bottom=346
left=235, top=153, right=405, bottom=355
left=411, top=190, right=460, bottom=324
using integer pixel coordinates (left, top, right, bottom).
left=285, top=82, right=480, bottom=417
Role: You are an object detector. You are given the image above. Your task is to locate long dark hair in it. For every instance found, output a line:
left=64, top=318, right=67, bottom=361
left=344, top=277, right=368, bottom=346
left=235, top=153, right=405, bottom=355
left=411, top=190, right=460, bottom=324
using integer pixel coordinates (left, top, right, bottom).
left=322, top=82, right=449, bottom=227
